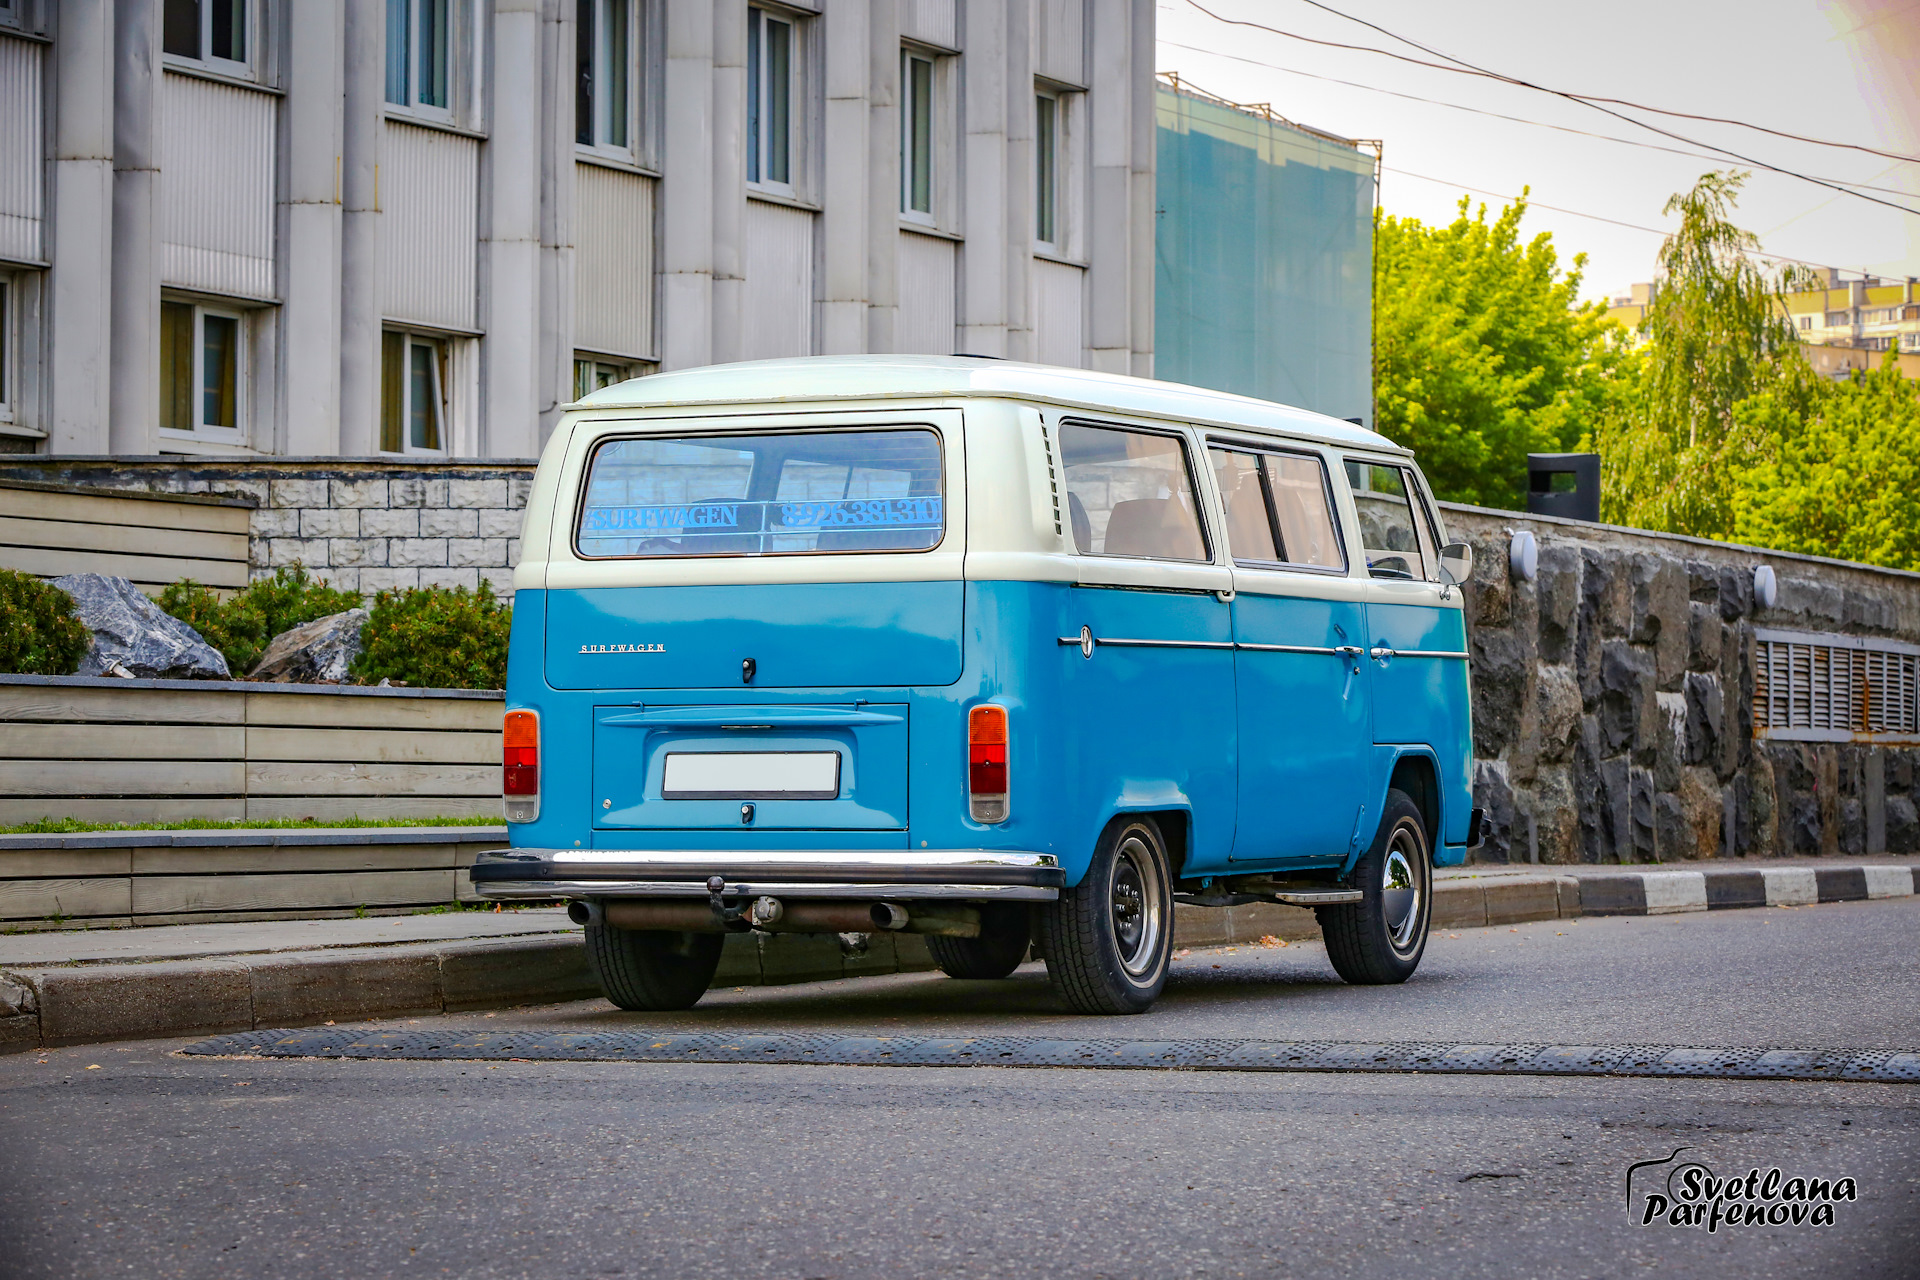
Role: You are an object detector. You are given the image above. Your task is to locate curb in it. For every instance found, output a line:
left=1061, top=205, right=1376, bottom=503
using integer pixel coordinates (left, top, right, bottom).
left=3, top=866, right=1912, bottom=1052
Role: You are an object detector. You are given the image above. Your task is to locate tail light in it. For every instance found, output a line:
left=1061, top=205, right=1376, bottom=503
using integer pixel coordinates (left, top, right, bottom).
left=968, top=704, right=1009, bottom=823
left=504, top=709, right=539, bottom=823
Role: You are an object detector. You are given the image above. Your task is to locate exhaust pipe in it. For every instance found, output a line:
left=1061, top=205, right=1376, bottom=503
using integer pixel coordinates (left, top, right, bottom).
left=603, top=900, right=728, bottom=932
left=566, top=899, right=604, bottom=927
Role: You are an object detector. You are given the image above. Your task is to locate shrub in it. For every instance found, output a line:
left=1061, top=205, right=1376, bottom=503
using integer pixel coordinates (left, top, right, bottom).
left=159, top=564, right=362, bottom=675
left=0, top=568, right=92, bottom=675
left=351, top=581, right=511, bottom=690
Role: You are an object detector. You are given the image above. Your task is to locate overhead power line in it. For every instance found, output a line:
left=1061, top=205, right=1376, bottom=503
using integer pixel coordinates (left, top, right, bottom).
left=1179, top=0, right=1920, bottom=218
left=1156, top=38, right=1920, bottom=201
left=1279, top=0, right=1920, bottom=168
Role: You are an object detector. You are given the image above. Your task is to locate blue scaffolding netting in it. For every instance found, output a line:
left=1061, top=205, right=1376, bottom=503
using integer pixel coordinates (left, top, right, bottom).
left=1154, top=84, right=1376, bottom=428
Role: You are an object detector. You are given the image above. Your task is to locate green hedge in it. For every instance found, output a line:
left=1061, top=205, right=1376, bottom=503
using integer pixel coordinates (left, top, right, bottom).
left=159, top=564, right=362, bottom=675
left=0, top=568, right=91, bottom=675
left=351, top=581, right=511, bottom=691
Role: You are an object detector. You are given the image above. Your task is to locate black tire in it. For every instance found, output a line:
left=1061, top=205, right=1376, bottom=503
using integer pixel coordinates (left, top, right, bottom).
left=925, top=903, right=1032, bottom=980
left=584, top=923, right=724, bottom=1011
left=1318, top=788, right=1432, bottom=985
left=1038, top=816, right=1174, bottom=1014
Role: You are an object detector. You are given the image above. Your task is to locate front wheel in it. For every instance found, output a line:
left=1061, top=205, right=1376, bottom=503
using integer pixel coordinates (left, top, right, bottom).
left=584, top=924, right=724, bottom=1011
left=1038, top=817, right=1174, bottom=1014
left=1317, top=788, right=1432, bottom=985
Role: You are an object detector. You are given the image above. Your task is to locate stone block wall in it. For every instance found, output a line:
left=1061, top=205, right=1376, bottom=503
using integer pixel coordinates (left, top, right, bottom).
left=1442, top=502, right=1920, bottom=864
left=0, top=459, right=536, bottom=599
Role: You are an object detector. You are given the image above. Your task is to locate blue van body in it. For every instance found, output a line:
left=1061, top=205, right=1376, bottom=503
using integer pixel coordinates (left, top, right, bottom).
left=475, top=359, right=1474, bottom=922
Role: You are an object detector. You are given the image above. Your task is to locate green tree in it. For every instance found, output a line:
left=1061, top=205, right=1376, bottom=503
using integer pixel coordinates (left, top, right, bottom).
left=0, top=569, right=92, bottom=675
left=1728, top=355, right=1920, bottom=569
left=1373, top=192, right=1631, bottom=508
left=1593, top=171, right=1817, bottom=537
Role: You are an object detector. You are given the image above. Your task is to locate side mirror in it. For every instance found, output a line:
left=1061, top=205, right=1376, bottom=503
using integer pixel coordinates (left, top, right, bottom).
left=1438, top=541, right=1474, bottom=587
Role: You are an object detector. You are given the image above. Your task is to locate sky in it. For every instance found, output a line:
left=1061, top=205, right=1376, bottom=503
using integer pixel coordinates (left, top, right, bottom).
left=1155, top=0, right=1920, bottom=303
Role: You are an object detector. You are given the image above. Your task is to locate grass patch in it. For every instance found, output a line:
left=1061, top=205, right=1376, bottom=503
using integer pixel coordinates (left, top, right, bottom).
left=0, top=815, right=503, bottom=835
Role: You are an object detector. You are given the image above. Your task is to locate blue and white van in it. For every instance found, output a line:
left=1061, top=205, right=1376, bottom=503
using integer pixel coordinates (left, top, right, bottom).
left=473, top=356, right=1480, bottom=1014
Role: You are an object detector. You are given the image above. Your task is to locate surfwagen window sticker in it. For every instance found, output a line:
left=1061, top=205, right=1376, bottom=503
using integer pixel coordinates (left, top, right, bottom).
left=576, top=428, right=945, bottom=558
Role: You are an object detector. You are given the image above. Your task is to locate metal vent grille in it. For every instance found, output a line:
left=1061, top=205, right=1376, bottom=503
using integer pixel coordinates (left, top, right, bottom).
left=1753, top=627, right=1920, bottom=742
left=1039, top=419, right=1063, bottom=536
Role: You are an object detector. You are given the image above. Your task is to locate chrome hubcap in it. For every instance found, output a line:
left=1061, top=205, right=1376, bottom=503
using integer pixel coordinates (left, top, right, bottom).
left=1381, top=829, right=1424, bottom=952
left=1111, top=835, right=1164, bottom=978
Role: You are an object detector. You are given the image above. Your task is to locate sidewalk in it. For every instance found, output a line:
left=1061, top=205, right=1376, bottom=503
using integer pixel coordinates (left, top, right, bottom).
left=4, top=859, right=1915, bottom=1054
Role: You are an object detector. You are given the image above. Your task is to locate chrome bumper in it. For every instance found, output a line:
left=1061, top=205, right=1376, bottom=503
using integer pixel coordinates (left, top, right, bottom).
left=469, top=848, right=1064, bottom=902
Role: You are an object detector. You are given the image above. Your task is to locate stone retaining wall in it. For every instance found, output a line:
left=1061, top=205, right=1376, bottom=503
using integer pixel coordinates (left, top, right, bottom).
left=1442, top=503, right=1920, bottom=865
left=0, top=458, right=536, bottom=599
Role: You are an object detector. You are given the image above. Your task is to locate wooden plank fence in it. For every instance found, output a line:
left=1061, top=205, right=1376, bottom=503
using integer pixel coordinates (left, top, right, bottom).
left=0, top=675, right=504, bottom=825
left=0, top=479, right=252, bottom=594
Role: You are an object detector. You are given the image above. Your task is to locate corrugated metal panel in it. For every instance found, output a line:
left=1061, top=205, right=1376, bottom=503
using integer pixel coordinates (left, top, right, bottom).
left=901, top=0, right=955, bottom=49
left=1034, top=0, right=1084, bottom=86
left=0, top=36, right=42, bottom=264
left=895, top=231, right=954, bottom=355
left=742, top=199, right=813, bottom=360
left=382, top=122, right=479, bottom=330
left=573, top=163, right=654, bottom=358
left=159, top=73, right=276, bottom=298
left=1753, top=627, right=1920, bottom=742
left=1032, top=257, right=1084, bottom=368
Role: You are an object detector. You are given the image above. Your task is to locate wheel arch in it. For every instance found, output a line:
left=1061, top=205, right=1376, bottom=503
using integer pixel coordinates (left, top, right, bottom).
left=1382, top=749, right=1441, bottom=853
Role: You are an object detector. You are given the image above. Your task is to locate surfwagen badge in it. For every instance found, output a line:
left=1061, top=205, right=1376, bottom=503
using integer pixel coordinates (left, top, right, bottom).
left=579, top=643, right=666, bottom=654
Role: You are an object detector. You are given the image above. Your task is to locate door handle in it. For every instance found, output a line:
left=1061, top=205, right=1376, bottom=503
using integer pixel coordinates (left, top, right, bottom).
left=1370, top=645, right=1395, bottom=663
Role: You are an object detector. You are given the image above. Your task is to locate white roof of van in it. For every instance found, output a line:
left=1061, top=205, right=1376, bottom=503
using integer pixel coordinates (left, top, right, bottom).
left=572, top=354, right=1403, bottom=453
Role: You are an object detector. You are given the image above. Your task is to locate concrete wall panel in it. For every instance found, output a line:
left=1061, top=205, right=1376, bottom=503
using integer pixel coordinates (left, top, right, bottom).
left=1031, top=256, right=1084, bottom=368
left=896, top=230, right=954, bottom=355
left=742, top=199, right=814, bottom=360
left=573, top=164, right=656, bottom=360
left=901, top=0, right=956, bottom=50
left=1034, top=0, right=1084, bottom=86
left=0, top=35, right=43, bottom=263
left=380, top=122, right=479, bottom=331
left=158, top=73, right=276, bottom=300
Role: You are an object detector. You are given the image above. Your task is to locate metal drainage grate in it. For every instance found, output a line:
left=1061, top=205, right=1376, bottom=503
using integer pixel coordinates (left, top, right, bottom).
left=180, top=1030, right=1920, bottom=1083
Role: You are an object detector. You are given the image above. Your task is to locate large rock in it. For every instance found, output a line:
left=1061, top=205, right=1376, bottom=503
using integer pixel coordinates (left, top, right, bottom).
left=52, top=573, right=230, bottom=680
left=250, top=608, right=369, bottom=684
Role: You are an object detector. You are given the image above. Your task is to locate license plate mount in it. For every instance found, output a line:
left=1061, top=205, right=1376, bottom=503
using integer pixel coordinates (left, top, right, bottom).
left=661, top=751, right=842, bottom=801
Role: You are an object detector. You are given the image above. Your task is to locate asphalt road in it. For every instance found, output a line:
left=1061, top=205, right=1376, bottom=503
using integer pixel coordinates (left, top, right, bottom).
left=2, top=899, right=1917, bottom=1279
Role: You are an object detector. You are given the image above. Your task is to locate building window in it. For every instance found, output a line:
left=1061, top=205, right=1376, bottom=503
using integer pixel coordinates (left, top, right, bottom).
left=574, top=356, right=649, bottom=400
left=163, top=0, right=248, bottom=68
left=1035, top=91, right=1058, bottom=246
left=386, top=0, right=451, bottom=112
left=747, top=6, right=795, bottom=189
left=381, top=331, right=447, bottom=454
left=160, top=299, right=244, bottom=436
left=901, top=51, right=934, bottom=218
left=1798, top=315, right=1812, bottom=330
left=0, top=277, right=12, bottom=424
left=577, top=0, right=632, bottom=152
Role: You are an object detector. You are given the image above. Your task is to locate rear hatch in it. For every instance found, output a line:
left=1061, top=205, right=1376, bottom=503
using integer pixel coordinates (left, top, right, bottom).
left=545, top=417, right=962, bottom=835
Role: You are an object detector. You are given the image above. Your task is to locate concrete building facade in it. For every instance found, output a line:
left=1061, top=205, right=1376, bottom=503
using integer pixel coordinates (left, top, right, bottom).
left=0, top=0, right=1156, bottom=460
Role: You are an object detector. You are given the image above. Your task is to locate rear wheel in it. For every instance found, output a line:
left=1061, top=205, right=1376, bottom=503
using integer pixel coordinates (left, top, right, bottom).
left=1038, top=817, right=1174, bottom=1014
left=925, top=903, right=1032, bottom=980
left=584, top=923, right=724, bottom=1011
left=1317, top=788, right=1432, bottom=985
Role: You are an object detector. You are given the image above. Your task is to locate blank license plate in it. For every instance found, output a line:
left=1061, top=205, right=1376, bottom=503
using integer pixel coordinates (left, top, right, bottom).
left=662, top=752, right=842, bottom=800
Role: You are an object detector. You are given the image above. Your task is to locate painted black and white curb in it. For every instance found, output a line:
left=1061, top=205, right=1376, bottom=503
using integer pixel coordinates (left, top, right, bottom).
left=1579, top=865, right=1919, bottom=916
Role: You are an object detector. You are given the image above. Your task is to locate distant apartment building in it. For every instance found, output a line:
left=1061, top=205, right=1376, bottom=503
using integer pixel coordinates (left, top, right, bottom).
left=1607, top=272, right=1920, bottom=380
left=0, top=0, right=1156, bottom=460
left=1152, top=75, right=1375, bottom=428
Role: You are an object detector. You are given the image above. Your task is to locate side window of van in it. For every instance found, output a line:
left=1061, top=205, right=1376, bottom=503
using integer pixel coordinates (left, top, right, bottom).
left=575, top=428, right=945, bottom=557
left=1343, top=460, right=1428, bottom=581
left=1058, top=422, right=1209, bottom=562
left=1208, top=447, right=1345, bottom=571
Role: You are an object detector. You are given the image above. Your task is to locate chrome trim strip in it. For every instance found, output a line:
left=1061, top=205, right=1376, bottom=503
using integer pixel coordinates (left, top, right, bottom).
left=1271, top=888, right=1365, bottom=905
left=1235, top=643, right=1365, bottom=657
left=1389, top=649, right=1471, bottom=660
left=474, top=879, right=1060, bottom=902
left=1061, top=635, right=1377, bottom=658
left=1056, top=635, right=1234, bottom=650
left=536, top=848, right=1057, bottom=871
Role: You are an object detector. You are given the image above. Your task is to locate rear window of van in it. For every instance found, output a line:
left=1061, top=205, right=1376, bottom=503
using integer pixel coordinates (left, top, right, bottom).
left=575, top=428, right=944, bottom=558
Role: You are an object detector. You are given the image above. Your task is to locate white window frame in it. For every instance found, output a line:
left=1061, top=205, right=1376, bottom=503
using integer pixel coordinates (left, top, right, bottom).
left=747, top=4, right=808, bottom=198
left=161, top=0, right=258, bottom=78
left=0, top=276, right=12, bottom=426
left=577, top=0, right=648, bottom=163
left=1034, top=85, right=1083, bottom=259
left=382, top=329, right=451, bottom=457
left=159, top=297, right=249, bottom=444
left=385, top=0, right=470, bottom=125
left=573, top=354, right=653, bottom=401
left=900, top=48, right=936, bottom=225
